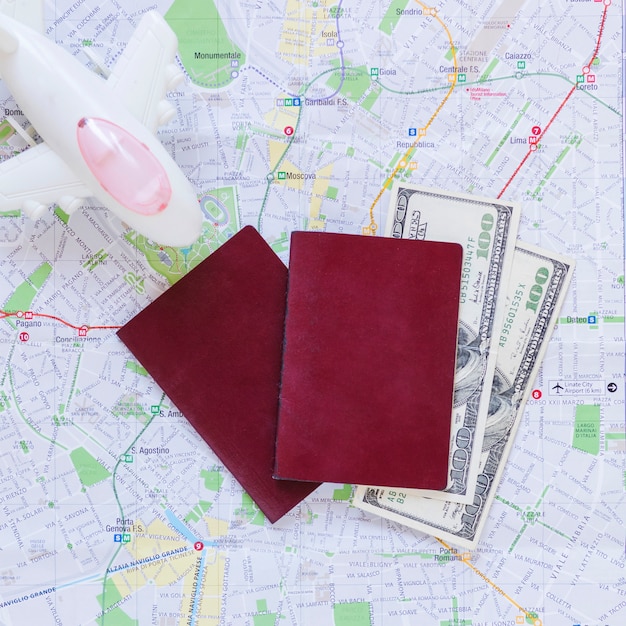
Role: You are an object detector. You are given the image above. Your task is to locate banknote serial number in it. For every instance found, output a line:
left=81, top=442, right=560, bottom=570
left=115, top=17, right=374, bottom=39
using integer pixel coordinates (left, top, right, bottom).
left=385, top=491, right=407, bottom=504
left=499, top=284, right=526, bottom=348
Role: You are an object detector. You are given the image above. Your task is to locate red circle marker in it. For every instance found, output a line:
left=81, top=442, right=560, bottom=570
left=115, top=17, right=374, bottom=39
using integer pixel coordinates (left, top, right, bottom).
left=531, top=389, right=542, bottom=400
left=531, top=126, right=541, bottom=136
left=19, top=332, right=29, bottom=342
left=194, top=541, right=204, bottom=551
left=284, top=126, right=294, bottom=136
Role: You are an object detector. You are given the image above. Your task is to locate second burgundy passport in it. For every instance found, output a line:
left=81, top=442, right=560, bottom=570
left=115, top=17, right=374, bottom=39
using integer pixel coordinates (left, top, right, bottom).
left=274, top=231, right=463, bottom=489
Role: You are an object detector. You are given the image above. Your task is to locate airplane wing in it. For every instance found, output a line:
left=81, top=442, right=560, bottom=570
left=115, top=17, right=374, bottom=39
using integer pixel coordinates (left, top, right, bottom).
left=107, top=12, right=185, bottom=133
left=0, top=143, right=90, bottom=217
left=0, top=0, right=43, bottom=33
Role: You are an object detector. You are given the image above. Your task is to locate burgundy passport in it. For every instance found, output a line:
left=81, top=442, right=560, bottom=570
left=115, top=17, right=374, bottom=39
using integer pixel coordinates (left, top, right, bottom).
left=117, top=226, right=319, bottom=523
left=274, top=231, right=463, bottom=489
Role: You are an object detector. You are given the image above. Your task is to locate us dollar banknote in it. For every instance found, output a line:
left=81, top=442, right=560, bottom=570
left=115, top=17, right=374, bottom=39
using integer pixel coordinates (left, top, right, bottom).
left=384, top=184, right=520, bottom=503
left=353, top=242, right=574, bottom=549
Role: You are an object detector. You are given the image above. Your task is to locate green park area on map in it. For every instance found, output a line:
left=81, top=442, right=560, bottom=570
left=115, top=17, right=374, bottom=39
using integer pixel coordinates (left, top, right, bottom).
left=166, top=0, right=245, bottom=89
left=70, top=447, right=111, bottom=487
left=573, top=405, right=601, bottom=455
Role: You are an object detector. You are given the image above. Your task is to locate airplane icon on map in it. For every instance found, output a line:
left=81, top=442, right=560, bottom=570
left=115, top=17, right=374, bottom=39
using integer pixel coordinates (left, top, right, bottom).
left=552, top=382, right=564, bottom=394
left=0, top=1, right=203, bottom=246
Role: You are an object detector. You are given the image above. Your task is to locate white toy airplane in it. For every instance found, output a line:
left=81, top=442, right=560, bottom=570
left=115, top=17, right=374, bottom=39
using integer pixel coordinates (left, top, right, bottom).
left=0, top=2, right=203, bottom=247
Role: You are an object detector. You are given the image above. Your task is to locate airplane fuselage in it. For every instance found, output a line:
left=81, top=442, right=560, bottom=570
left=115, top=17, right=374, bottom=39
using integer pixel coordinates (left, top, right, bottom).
left=0, top=14, right=202, bottom=246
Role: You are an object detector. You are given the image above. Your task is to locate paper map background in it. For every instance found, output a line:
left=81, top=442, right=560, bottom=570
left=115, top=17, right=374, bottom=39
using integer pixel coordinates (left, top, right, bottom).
left=0, top=0, right=624, bottom=624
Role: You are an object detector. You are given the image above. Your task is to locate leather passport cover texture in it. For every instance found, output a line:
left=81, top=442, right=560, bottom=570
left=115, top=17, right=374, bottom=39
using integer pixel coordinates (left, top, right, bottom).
left=117, top=226, right=319, bottom=523
left=274, top=231, right=463, bottom=489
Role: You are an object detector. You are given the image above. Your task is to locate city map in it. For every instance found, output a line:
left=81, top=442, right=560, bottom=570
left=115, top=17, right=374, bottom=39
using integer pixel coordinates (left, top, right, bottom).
left=0, top=0, right=624, bottom=624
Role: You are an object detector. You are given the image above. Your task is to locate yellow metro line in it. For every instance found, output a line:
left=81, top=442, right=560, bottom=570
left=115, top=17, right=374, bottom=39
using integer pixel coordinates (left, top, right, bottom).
left=435, top=537, right=543, bottom=625
left=366, top=2, right=458, bottom=234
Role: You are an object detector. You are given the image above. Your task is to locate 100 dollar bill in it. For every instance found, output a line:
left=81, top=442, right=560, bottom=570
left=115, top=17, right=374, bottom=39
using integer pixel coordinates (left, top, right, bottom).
left=353, top=243, right=574, bottom=549
left=384, top=184, right=520, bottom=502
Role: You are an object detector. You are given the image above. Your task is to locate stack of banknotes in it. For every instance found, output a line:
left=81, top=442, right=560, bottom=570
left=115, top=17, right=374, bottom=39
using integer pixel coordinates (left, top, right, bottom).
left=352, top=183, right=574, bottom=550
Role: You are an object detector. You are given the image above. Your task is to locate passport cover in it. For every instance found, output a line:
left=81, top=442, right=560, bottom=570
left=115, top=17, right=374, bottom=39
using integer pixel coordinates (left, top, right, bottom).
left=274, top=231, right=463, bottom=489
left=117, top=226, right=319, bottom=523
